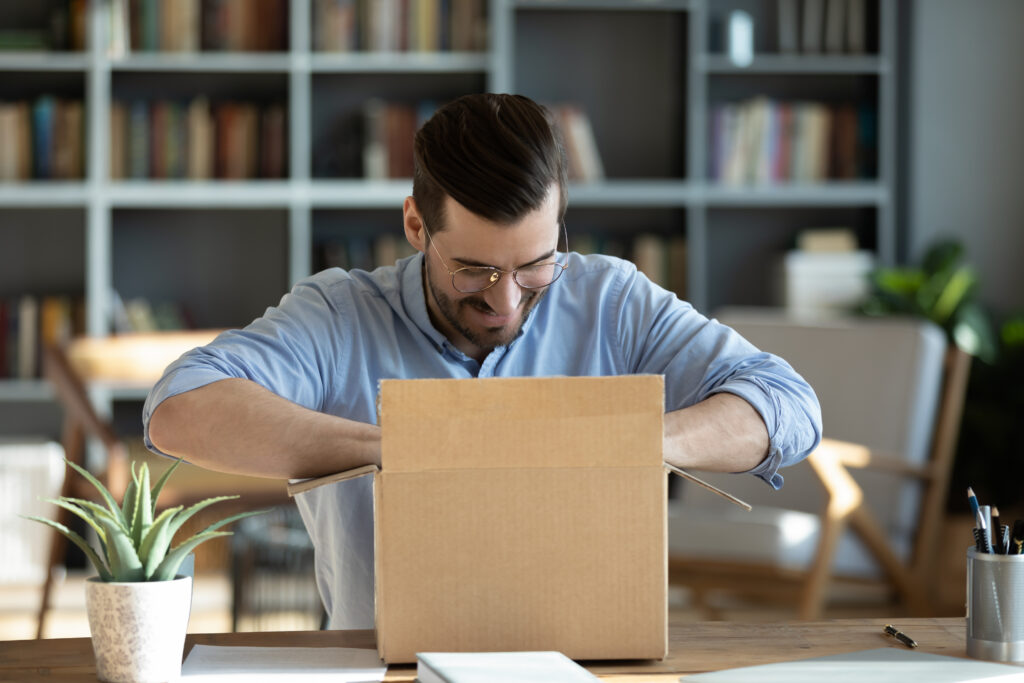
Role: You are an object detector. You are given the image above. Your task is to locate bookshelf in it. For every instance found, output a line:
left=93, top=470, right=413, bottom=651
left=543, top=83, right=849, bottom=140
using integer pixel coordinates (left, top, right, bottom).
left=0, top=0, right=898, bottom=438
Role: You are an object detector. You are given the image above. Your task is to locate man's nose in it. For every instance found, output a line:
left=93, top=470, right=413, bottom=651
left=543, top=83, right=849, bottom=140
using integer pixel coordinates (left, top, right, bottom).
left=483, top=272, right=522, bottom=316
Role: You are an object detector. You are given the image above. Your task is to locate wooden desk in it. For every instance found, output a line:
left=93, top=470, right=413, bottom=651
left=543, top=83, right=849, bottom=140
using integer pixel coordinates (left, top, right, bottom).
left=0, top=618, right=969, bottom=682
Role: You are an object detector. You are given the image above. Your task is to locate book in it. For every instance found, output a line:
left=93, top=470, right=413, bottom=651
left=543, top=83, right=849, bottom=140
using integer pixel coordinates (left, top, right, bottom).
left=777, top=0, right=799, bottom=54
left=846, top=0, right=865, bottom=53
left=801, top=0, right=824, bottom=53
left=824, top=0, right=846, bottom=53
left=684, top=647, right=1024, bottom=682
left=416, top=651, right=599, bottom=683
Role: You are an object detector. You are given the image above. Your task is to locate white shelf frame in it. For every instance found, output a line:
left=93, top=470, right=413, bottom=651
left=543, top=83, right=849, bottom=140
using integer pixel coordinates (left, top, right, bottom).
left=0, top=0, right=899, bottom=406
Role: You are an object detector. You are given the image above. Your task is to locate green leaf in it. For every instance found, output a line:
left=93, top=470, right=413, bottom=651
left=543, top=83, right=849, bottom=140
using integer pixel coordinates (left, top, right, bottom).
left=922, top=240, right=963, bottom=276
left=872, top=267, right=925, bottom=297
left=931, top=266, right=975, bottom=323
left=953, top=303, right=999, bottom=364
left=150, top=530, right=232, bottom=581
left=139, top=506, right=183, bottom=579
left=60, top=497, right=128, bottom=534
left=22, top=515, right=112, bottom=581
left=161, top=495, right=240, bottom=541
left=121, top=465, right=138, bottom=526
left=63, top=458, right=124, bottom=525
left=96, top=514, right=144, bottom=582
left=150, top=458, right=184, bottom=515
left=131, top=464, right=153, bottom=549
left=42, top=498, right=108, bottom=544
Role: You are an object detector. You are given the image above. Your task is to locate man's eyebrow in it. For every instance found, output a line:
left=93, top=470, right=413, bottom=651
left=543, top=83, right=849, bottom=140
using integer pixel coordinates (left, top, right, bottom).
left=453, top=248, right=556, bottom=270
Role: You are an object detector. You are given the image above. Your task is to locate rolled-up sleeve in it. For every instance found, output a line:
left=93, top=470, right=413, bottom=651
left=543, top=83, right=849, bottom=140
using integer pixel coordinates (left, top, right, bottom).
left=142, top=278, right=338, bottom=456
left=613, top=265, right=822, bottom=488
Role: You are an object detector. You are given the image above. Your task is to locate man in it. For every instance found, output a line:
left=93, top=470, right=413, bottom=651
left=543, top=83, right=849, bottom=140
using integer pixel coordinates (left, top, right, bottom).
left=144, top=93, right=821, bottom=629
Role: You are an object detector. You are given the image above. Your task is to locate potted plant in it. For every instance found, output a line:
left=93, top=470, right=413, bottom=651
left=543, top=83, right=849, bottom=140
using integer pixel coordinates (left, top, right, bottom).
left=25, top=457, right=266, bottom=683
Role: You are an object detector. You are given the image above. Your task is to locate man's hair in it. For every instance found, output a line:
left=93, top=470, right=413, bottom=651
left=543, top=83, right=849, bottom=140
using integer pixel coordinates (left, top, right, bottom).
left=412, top=93, right=568, bottom=234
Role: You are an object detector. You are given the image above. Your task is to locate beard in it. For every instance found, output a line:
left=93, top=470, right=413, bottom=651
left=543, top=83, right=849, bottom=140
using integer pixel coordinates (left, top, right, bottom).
left=424, top=258, right=547, bottom=354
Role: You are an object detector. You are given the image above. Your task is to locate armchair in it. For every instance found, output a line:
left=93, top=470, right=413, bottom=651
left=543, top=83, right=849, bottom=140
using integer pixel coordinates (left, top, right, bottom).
left=668, top=309, right=971, bottom=619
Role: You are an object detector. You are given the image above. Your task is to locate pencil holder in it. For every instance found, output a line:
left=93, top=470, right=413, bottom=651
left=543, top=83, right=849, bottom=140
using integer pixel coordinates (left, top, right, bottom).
left=966, top=547, right=1024, bottom=662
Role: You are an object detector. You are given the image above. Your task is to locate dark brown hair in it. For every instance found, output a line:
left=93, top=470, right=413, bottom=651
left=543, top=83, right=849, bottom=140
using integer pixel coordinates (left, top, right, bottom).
left=412, top=93, right=568, bottom=234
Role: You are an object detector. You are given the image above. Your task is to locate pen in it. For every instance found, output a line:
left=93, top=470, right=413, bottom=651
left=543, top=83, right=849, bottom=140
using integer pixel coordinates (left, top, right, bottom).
left=883, top=624, right=918, bottom=648
left=968, top=487, right=982, bottom=525
left=993, top=507, right=1004, bottom=554
left=1013, top=520, right=1024, bottom=554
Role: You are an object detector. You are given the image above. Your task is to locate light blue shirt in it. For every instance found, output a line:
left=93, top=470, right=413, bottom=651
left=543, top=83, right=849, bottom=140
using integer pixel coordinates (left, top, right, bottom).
left=143, top=252, right=821, bottom=629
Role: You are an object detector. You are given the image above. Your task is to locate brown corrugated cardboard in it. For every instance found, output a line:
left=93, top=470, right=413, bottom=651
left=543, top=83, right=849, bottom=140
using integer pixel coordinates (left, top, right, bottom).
left=289, top=375, right=667, bottom=663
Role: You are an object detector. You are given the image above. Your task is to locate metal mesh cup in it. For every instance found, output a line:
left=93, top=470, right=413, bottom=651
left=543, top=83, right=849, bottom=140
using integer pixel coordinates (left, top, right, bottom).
left=967, top=547, right=1024, bottom=662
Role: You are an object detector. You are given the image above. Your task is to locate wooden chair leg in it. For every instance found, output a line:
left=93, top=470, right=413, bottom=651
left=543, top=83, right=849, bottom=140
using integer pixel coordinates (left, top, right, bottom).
left=37, top=417, right=85, bottom=639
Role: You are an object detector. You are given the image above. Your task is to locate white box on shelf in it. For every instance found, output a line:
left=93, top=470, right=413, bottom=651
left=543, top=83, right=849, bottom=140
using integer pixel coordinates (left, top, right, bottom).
left=0, top=439, right=64, bottom=584
left=781, top=249, right=874, bottom=315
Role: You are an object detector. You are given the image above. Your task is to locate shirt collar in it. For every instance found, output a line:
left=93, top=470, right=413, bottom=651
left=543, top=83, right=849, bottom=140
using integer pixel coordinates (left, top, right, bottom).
left=399, top=253, right=451, bottom=353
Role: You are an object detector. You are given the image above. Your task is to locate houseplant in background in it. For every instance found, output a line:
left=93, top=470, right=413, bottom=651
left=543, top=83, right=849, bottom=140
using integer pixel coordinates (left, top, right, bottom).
left=859, top=240, right=1024, bottom=510
left=25, top=458, right=266, bottom=683
left=858, top=239, right=998, bottom=363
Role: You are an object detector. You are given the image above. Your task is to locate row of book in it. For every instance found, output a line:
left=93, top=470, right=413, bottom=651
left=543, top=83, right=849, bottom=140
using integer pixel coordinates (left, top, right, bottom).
left=110, top=98, right=287, bottom=180
left=0, top=0, right=86, bottom=52
left=315, top=99, right=436, bottom=179
left=707, top=97, right=876, bottom=185
left=313, top=0, right=488, bottom=53
left=778, top=0, right=867, bottom=54
left=314, top=231, right=687, bottom=298
left=111, top=0, right=288, bottom=54
left=552, top=105, right=605, bottom=183
left=0, top=295, right=85, bottom=380
left=0, top=97, right=84, bottom=182
left=314, top=99, right=604, bottom=181
left=315, top=233, right=418, bottom=274
left=573, top=233, right=688, bottom=297
left=110, top=292, right=195, bottom=333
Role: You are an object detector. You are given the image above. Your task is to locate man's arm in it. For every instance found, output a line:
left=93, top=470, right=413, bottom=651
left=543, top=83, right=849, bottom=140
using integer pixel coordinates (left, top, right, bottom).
left=148, top=378, right=381, bottom=480
left=663, top=392, right=770, bottom=473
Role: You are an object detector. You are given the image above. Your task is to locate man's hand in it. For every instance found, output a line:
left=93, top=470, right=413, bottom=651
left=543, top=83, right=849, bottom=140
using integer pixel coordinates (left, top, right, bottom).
left=663, top=393, right=769, bottom=474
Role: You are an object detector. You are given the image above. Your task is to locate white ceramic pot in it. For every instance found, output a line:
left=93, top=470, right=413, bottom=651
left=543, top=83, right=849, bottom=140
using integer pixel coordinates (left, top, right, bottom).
left=85, top=575, right=193, bottom=683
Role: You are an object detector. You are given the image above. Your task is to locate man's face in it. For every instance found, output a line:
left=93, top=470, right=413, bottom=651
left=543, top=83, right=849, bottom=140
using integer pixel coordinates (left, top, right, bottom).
left=417, top=187, right=562, bottom=362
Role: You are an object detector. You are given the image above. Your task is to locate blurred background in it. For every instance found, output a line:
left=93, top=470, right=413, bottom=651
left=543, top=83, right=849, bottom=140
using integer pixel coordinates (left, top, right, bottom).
left=1, top=0, right=1023, bottom=639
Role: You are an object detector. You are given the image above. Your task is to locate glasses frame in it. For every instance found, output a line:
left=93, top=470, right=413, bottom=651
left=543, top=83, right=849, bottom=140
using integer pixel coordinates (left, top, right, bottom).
left=421, top=220, right=569, bottom=294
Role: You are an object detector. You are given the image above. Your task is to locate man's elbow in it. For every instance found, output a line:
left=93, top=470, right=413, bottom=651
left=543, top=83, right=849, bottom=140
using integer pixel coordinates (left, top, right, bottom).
left=148, top=397, right=188, bottom=457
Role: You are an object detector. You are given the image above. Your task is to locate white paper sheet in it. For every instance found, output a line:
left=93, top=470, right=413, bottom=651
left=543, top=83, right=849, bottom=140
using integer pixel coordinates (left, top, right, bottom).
left=180, top=645, right=386, bottom=682
left=682, top=647, right=1024, bottom=682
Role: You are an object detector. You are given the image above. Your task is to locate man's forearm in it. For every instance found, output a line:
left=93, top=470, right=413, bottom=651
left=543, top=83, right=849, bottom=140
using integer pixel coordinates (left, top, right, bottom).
left=148, top=378, right=381, bottom=479
left=663, top=392, right=770, bottom=473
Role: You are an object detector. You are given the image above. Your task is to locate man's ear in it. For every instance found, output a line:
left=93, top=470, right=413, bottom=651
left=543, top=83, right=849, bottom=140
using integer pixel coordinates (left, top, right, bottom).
left=403, top=197, right=427, bottom=253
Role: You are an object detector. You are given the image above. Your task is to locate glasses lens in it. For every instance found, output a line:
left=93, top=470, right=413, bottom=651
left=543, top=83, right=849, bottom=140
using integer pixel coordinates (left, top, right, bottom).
left=452, top=268, right=501, bottom=293
left=514, top=263, right=563, bottom=289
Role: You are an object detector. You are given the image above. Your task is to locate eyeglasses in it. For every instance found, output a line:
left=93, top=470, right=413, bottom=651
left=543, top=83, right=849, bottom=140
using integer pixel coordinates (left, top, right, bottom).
left=421, top=220, right=569, bottom=294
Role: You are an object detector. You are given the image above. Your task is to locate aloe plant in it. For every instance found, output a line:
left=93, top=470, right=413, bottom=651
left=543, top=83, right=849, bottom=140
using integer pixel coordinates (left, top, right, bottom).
left=25, top=458, right=266, bottom=582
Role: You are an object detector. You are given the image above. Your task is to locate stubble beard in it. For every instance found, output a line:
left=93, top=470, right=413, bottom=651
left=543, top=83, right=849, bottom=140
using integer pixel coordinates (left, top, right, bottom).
left=424, top=259, right=546, bottom=354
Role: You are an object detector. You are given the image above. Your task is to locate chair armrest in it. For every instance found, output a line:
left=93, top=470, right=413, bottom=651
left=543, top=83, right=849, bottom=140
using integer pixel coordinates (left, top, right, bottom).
left=815, top=437, right=933, bottom=479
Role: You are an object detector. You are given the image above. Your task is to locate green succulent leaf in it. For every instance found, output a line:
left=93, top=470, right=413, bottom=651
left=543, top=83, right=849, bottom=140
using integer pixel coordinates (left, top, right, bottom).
left=150, top=530, right=232, bottom=582
left=139, top=506, right=184, bottom=579
left=121, top=466, right=138, bottom=526
left=150, top=458, right=184, bottom=515
left=162, top=495, right=240, bottom=541
left=41, top=498, right=108, bottom=544
left=63, top=458, right=123, bottom=524
left=22, top=515, right=112, bottom=581
left=131, top=464, right=153, bottom=549
left=96, top=514, right=144, bottom=582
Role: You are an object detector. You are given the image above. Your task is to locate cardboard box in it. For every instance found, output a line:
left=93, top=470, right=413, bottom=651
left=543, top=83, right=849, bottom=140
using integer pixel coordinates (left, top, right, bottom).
left=289, top=375, right=667, bottom=663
